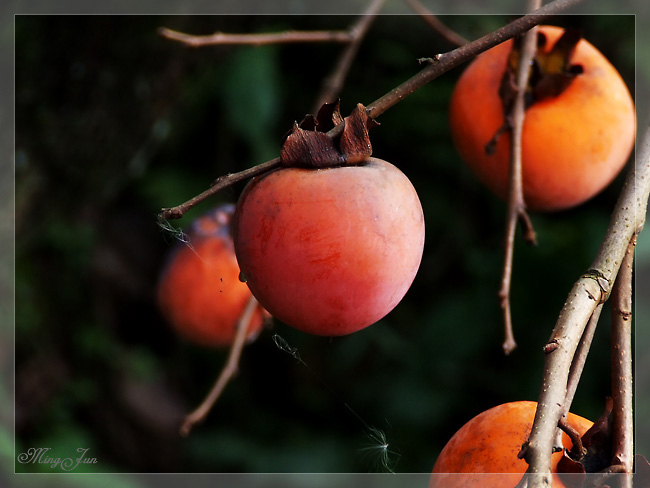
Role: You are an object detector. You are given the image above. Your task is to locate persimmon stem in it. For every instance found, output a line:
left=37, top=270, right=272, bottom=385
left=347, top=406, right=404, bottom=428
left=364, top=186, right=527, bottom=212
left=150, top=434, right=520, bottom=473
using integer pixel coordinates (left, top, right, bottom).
left=158, top=27, right=354, bottom=46
left=558, top=417, right=586, bottom=460
left=312, top=0, right=386, bottom=113
left=179, top=296, right=261, bottom=436
left=403, top=0, right=468, bottom=46
left=610, top=235, right=635, bottom=481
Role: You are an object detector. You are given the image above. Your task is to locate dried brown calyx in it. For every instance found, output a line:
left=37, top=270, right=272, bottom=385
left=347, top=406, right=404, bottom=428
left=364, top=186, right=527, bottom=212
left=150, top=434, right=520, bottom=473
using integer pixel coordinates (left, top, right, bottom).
left=280, top=100, right=379, bottom=168
left=486, top=28, right=584, bottom=155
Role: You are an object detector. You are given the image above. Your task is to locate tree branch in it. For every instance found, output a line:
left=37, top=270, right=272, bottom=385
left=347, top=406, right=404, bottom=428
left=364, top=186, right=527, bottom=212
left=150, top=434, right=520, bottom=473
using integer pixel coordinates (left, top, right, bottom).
left=498, top=0, right=540, bottom=355
left=610, top=235, right=635, bottom=483
left=523, top=123, right=650, bottom=487
left=158, top=27, right=353, bottom=46
left=564, top=303, right=603, bottom=414
left=179, top=296, right=261, bottom=436
left=159, top=157, right=280, bottom=220
left=159, top=0, right=584, bottom=222
left=365, top=0, right=584, bottom=119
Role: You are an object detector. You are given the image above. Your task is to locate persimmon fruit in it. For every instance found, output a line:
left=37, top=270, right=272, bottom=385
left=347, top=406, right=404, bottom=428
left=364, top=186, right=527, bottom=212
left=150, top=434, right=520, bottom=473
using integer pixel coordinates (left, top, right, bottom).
left=430, top=401, right=594, bottom=488
left=449, top=25, right=635, bottom=211
left=157, top=204, right=265, bottom=347
left=232, top=157, right=425, bottom=337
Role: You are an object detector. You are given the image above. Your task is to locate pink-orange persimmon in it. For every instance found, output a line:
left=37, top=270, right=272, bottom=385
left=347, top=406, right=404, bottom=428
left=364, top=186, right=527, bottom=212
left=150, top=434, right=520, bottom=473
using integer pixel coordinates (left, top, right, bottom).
left=232, top=157, right=425, bottom=336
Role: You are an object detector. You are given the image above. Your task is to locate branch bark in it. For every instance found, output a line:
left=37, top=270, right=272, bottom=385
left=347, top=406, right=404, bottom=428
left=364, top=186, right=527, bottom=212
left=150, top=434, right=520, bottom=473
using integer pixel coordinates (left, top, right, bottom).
left=498, top=0, right=541, bottom=355
left=365, top=0, right=584, bottom=119
left=179, top=296, right=262, bottom=436
left=160, top=157, right=281, bottom=220
left=610, top=235, right=635, bottom=484
left=563, top=303, right=602, bottom=413
left=158, top=27, right=353, bottom=46
left=523, top=123, right=650, bottom=487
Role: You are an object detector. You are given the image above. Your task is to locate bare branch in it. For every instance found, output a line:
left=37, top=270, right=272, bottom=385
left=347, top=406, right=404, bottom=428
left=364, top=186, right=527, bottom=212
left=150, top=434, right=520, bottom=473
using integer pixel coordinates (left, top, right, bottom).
left=610, top=236, right=635, bottom=480
left=158, top=27, right=353, bottom=47
left=525, top=280, right=603, bottom=488
left=180, top=296, right=261, bottom=436
left=523, top=122, right=650, bottom=487
left=159, top=157, right=280, bottom=220
left=499, top=215, right=518, bottom=354
left=159, top=0, right=584, bottom=222
left=564, top=303, right=603, bottom=413
left=498, top=5, right=540, bottom=355
left=365, top=0, right=584, bottom=119
left=403, top=0, right=468, bottom=46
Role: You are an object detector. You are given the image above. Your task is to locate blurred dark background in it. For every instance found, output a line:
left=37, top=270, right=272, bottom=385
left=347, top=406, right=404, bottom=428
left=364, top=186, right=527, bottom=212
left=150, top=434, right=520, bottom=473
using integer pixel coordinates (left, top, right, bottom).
left=12, top=12, right=646, bottom=479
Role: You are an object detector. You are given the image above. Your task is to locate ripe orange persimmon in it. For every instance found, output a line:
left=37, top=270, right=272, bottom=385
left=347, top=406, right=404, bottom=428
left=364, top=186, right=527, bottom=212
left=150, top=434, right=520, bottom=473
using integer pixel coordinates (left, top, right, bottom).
left=232, top=157, right=425, bottom=337
left=157, top=204, right=266, bottom=347
left=449, top=25, right=635, bottom=211
left=430, top=401, right=594, bottom=488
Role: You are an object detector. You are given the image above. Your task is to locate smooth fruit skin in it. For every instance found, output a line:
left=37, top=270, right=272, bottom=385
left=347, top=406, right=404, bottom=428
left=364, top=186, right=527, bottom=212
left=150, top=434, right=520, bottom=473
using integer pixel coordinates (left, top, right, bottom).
left=430, top=401, right=594, bottom=488
left=450, top=25, right=635, bottom=212
left=157, top=204, right=264, bottom=347
left=233, top=157, right=425, bottom=336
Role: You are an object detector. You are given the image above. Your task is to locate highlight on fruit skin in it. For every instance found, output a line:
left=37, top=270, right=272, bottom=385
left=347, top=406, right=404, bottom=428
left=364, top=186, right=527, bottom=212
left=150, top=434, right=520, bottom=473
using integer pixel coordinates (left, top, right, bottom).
left=232, top=157, right=425, bottom=337
left=449, top=25, right=635, bottom=212
left=157, top=203, right=266, bottom=348
left=430, top=401, right=594, bottom=488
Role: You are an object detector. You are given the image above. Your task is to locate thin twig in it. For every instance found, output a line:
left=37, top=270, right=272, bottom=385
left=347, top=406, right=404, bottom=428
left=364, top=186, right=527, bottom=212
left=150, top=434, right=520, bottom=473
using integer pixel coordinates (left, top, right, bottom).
left=312, top=0, right=386, bottom=113
left=610, top=235, right=635, bottom=482
left=499, top=213, right=519, bottom=354
left=564, top=303, right=603, bottom=413
left=523, top=122, right=650, bottom=488
left=403, top=0, right=468, bottom=46
left=158, top=27, right=353, bottom=47
left=498, top=0, right=540, bottom=355
left=160, top=157, right=280, bottom=220
left=179, top=296, right=260, bottom=436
